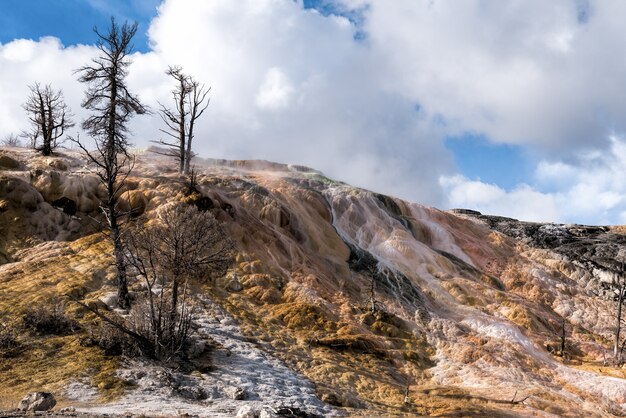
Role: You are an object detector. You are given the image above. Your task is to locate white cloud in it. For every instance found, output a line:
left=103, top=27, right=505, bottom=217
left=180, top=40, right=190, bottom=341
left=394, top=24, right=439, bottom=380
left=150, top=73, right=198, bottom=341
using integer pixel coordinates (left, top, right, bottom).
left=440, top=175, right=561, bottom=223
left=339, top=0, right=626, bottom=153
left=0, top=37, right=95, bottom=137
left=255, top=67, right=294, bottom=110
left=3, top=1, right=626, bottom=224
left=442, top=136, right=626, bottom=225
left=138, top=0, right=453, bottom=203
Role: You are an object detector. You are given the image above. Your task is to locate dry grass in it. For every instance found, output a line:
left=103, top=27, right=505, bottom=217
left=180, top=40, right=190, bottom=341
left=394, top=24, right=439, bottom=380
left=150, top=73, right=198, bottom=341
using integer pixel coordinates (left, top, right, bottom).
left=0, top=335, right=123, bottom=409
left=0, top=233, right=122, bottom=408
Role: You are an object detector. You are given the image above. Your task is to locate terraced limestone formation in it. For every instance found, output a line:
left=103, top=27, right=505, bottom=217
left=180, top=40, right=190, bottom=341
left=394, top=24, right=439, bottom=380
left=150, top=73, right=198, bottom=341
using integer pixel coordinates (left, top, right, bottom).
left=1, top=146, right=626, bottom=417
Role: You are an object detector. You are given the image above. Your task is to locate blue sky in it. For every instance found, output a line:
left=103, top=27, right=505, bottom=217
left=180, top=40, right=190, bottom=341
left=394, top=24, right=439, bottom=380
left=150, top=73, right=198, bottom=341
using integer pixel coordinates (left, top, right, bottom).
left=0, top=0, right=159, bottom=51
left=0, top=0, right=625, bottom=225
left=0, top=0, right=339, bottom=49
left=444, top=136, right=534, bottom=191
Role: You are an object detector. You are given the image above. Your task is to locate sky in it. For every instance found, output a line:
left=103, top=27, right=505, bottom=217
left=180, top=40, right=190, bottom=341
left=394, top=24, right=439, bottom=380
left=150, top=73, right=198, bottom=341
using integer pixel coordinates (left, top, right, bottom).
left=0, top=0, right=625, bottom=225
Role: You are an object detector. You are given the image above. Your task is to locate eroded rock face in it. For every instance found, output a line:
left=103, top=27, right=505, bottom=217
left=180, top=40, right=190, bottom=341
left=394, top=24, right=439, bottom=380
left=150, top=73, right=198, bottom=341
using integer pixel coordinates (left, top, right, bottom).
left=17, top=392, right=56, bottom=412
left=454, top=210, right=626, bottom=293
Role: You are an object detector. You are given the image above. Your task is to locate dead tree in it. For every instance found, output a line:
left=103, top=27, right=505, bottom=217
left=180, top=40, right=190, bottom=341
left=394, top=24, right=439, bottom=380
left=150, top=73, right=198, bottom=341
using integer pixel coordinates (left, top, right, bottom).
left=125, top=203, right=234, bottom=359
left=510, top=390, right=531, bottom=404
left=156, top=67, right=190, bottom=173
left=23, top=83, right=74, bottom=156
left=73, top=18, right=147, bottom=309
left=184, top=78, right=210, bottom=174
left=155, top=66, right=210, bottom=174
left=559, top=318, right=566, bottom=358
left=368, top=276, right=378, bottom=313
left=1, top=134, right=21, bottom=147
left=615, top=263, right=626, bottom=362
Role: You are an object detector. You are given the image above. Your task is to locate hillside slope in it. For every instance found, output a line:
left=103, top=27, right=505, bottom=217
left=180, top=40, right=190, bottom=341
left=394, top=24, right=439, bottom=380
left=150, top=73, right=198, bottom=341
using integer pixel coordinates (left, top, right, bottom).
left=1, top=147, right=626, bottom=417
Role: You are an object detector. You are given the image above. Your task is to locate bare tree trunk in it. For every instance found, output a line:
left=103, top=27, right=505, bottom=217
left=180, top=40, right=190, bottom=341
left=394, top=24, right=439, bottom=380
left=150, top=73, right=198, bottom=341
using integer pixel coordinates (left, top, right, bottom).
left=111, top=215, right=129, bottom=309
left=155, top=66, right=190, bottom=173
left=184, top=81, right=210, bottom=175
left=184, top=128, right=193, bottom=175
left=75, top=18, right=146, bottom=309
left=615, top=283, right=625, bottom=361
left=369, top=277, right=377, bottom=313
left=560, top=318, right=566, bottom=357
left=177, top=81, right=186, bottom=174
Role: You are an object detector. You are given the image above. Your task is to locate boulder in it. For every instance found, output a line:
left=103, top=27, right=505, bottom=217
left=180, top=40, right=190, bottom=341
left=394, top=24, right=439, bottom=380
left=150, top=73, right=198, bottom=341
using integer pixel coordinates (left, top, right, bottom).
left=17, top=392, right=56, bottom=412
left=236, top=405, right=259, bottom=418
left=259, top=408, right=279, bottom=418
left=177, top=385, right=207, bottom=400
left=59, top=407, right=76, bottom=413
left=229, top=386, right=247, bottom=400
left=48, top=159, right=68, bottom=171
left=100, top=293, right=118, bottom=309
left=226, top=276, right=244, bottom=292
left=0, top=155, right=20, bottom=169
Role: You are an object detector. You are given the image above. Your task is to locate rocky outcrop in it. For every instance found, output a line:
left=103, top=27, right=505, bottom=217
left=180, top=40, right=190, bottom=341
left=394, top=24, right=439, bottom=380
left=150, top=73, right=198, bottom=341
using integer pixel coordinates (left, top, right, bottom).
left=452, top=209, right=626, bottom=294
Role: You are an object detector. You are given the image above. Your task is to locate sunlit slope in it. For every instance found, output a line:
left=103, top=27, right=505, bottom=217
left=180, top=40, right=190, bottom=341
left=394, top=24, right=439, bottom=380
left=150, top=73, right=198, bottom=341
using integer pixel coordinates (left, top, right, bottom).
left=1, top=147, right=625, bottom=417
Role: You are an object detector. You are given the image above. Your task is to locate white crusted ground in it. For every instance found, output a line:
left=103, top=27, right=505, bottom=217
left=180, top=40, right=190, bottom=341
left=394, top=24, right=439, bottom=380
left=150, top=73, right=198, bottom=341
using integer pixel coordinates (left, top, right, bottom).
left=68, top=299, right=339, bottom=417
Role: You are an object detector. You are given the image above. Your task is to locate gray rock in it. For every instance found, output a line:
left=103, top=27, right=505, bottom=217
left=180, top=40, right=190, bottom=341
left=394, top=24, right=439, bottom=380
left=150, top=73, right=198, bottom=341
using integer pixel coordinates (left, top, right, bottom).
left=177, top=385, right=207, bottom=400
left=100, top=292, right=118, bottom=309
left=17, top=392, right=56, bottom=412
left=227, top=278, right=244, bottom=292
left=0, top=155, right=20, bottom=169
left=229, top=386, right=246, bottom=400
left=236, top=405, right=259, bottom=418
left=259, top=407, right=279, bottom=418
left=454, top=210, right=626, bottom=297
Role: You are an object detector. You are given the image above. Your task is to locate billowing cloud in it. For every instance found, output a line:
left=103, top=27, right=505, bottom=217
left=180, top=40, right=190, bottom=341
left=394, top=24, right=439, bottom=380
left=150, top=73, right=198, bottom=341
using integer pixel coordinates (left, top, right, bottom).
left=340, top=0, right=626, bottom=153
left=141, top=0, right=452, bottom=203
left=0, top=37, right=94, bottom=137
left=3, top=0, right=626, bottom=224
left=256, top=67, right=294, bottom=110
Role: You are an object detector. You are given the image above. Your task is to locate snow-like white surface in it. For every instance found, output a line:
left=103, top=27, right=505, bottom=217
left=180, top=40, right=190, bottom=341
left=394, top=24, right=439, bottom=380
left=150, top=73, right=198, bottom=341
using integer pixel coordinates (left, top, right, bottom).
left=65, top=380, right=99, bottom=403
left=557, top=366, right=626, bottom=413
left=76, top=299, right=338, bottom=417
left=461, top=316, right=539, bottom=355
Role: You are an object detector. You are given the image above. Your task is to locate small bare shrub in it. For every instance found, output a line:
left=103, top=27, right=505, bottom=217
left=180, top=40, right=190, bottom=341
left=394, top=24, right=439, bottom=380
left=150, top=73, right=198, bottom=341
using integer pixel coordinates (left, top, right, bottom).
left=23, top=300, right=78, bottom=335
left=0, top=321, right=21, bottom=357
left=81, top=322, right=140, bottom=357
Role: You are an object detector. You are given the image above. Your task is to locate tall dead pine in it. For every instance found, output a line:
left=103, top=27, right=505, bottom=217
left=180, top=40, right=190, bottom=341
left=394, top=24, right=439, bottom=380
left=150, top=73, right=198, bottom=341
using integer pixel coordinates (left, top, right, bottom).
left=615, top=263, right=626, bottom=363
left=73, top=18, right=147, bottom=309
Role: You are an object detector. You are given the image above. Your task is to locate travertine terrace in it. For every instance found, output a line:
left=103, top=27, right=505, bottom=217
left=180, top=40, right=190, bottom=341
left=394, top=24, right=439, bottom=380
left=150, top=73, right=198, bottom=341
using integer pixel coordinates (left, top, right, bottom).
left=1, top=146, right=626, bottom=417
